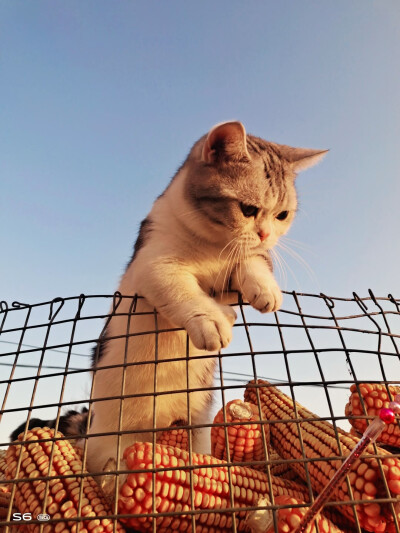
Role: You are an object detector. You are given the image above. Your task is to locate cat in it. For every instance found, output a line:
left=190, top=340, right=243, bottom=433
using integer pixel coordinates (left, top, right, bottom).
left=84, top=121, right=327, bottom=474
left=10, top=121, right=327, bottom=476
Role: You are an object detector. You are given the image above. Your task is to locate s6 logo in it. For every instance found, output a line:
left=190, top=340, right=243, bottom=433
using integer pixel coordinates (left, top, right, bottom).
left=12, top=512, right=32, bottom=521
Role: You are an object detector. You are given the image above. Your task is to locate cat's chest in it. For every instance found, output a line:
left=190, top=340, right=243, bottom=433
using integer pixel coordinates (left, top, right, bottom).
left=194, top=255, right=238, bottom=294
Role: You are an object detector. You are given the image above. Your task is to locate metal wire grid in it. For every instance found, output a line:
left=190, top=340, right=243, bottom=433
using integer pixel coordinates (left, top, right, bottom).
left=0, top=290, right=400, bottom=532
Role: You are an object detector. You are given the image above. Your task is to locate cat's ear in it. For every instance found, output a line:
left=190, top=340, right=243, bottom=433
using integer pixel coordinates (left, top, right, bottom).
left=278, top=145, right=329, bottom=173
left=202, top=121, right=250, bottom=163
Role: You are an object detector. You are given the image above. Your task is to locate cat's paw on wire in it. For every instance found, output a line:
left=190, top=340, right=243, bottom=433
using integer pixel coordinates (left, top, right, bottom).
left=242, top=277, right=283, bottom=313
left=185, top=304, right=236, bottom=351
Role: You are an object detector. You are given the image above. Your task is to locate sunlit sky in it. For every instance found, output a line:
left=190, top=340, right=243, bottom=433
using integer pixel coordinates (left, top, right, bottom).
left=1, top=2, right=400, bottom=443
left=2, top=1, right=400, bottom=304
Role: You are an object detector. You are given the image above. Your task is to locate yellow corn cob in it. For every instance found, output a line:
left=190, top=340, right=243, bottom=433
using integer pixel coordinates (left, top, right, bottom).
left=118, top=441, right=312, bottom=532
left=244, top=380, right=400, bottom=533
left=156, top=424, right=189, bottom=451
left=211, top=399, right=269, bottom=467
left=346, top=383, right=400, bottom=448
left=5, top=427, right=125, bottom=533
left=246, top=495, right=346, bottom=533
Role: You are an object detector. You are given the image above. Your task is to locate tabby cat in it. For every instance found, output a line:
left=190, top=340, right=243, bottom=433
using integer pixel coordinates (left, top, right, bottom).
left=85, top=121, right=327, bottom=473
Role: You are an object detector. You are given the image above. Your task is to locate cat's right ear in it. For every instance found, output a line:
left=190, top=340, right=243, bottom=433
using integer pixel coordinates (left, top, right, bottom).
left=202, top=121, right=250, bottom=163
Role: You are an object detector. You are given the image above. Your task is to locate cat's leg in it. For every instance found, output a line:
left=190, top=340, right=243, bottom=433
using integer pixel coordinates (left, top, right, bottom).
left=232, top=255, right=282, bottom=313
left=134, top=264, right=237, bottom=351
left=87, top=403, right=155, bottom=474
left=191, top=407, right=213, bottom=455
left=181, top=297, right=237, bottom=351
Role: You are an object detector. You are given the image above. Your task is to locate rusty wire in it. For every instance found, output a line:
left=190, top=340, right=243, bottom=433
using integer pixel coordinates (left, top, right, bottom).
left=0, top=290, right=400, bottom=532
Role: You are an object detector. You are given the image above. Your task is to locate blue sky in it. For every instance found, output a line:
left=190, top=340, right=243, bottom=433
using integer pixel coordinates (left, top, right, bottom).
left=1, top=1, right=399, bottom=304
left=1, top=2, right=400, bottom=442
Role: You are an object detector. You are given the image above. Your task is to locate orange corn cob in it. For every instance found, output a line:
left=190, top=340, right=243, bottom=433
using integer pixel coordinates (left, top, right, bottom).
left=211, top=399, right=269, bottom=467
left=0, top=485, right=13, bottom=520
left=246, top=495, right=346, bottom=532
left=2, top=448, right=29, bottom=531
left=268, top=449, right=303, bottom=482
left=72, top=445, right=84, bottom=461
left=244, top=380, right=400, bottom=533
left=5, top=427, right=125, bottom=533
left=156, top=424, right=189, bottom=451
left=118, top=442, right=311, bottom=532
left=346, top=383, right=400, bottom=448
left=0, top=450, right=7, bottom=482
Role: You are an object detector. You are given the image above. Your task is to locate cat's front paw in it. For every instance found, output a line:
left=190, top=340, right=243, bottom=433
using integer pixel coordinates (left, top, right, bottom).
left=185, top=304, right=236, bottom=351
left=243, top=276, right=283, bottom=313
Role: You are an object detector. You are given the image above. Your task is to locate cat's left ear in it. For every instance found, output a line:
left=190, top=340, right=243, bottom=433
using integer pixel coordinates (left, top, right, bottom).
left=202, top=121, right=250, bottom=163
left=278, top=145, right=329, bottom=173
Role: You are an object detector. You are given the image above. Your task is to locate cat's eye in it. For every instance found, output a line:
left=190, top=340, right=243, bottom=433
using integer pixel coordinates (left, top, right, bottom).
left=240, top=203, right=259, bottom=218
left=276, top=210, right=289, bottom=221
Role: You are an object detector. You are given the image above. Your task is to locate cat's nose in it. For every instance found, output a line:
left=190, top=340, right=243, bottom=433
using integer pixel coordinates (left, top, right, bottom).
left=258, top=231, right=269, bottom=242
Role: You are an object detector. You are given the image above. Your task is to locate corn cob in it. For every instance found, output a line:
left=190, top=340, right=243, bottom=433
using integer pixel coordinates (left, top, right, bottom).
left=118, top=441, right=311, bottom=532
left=72, top=445, right=84, bottom=461
left=0, top=450, right=6, bottom=483
left=156, top=424, right=189, bottom=451
left=211, top=399, right=269, bottom=468
left=0, top=485, right=13, bottom=520
left=246, top=495, right=346, bottom=533
left=244, top=380, right=400, bottom=533
left=346, top=383, right=400, bottom=448
left=2, top=448, right=27, bottom=532
left=268, top=449, right=302, bottom=482
left=5, top=427, right=125, bottom=533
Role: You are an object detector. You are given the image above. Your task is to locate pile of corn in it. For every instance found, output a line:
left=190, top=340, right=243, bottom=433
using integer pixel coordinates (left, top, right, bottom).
left=2, top=381, right=400, bottom=533
left=3, top=428, right=126, bottom=533
left=119, top=441, right=314, bottom=532
left=244, top=380, right=400, bottom=533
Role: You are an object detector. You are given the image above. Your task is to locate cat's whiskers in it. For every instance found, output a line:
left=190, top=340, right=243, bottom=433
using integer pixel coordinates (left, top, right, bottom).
left=237, top=238, right=253, bottom=291
left=281, top=235, right=314, bottom=254
left=217, top=236, right=241, bottom=263
left=221, top=241, right=241, bottom=296
left=227, top=238, right=245, bottom=295
left=231, top=241, right=244, bottom=296
left=237, top=241, right=245, bottom=294
left=212, top=238, right=239, bottom=295
left=273, top=247, right=300, bottom=287
left=242, top=240, right=251, bottom=281
left=276, top=240, right=320, bottom=289
left=277, top=240, right=317, bottom=282
left=270, top=248, right=287, bottom=289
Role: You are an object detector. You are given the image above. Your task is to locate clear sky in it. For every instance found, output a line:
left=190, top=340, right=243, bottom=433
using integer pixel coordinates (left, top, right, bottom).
left=1, top=2, right=400, bottom=442
left=1, top=0, right=400, bottom=305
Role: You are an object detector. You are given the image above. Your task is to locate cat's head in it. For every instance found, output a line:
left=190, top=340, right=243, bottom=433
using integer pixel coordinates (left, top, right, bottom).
left=182, top=121, right=327, bottom=251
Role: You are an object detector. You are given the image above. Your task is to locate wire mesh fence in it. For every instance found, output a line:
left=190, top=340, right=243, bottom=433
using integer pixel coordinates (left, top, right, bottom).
left=0, top=290, right=400, bottom=532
